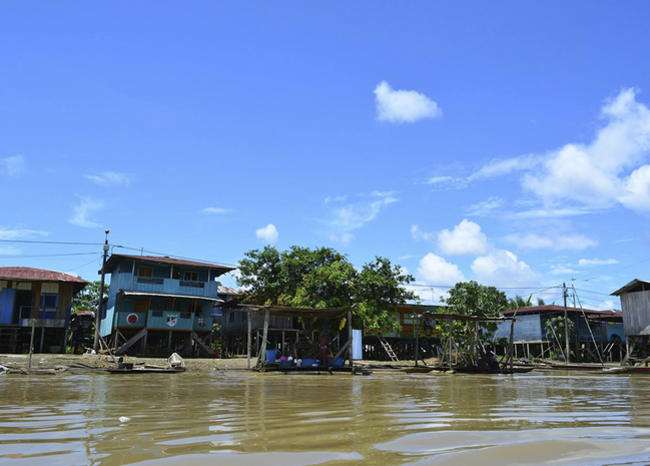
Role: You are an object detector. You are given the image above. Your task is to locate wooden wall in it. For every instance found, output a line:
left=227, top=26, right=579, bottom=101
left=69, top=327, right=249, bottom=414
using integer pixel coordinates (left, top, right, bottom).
left=621, top=290, right=650, bottom=336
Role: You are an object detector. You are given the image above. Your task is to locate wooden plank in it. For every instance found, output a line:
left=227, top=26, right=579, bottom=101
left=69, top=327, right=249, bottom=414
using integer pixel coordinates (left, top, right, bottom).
left=115, top=328, right=148, bottom=355
left=192, top=331, right=217, bottom=357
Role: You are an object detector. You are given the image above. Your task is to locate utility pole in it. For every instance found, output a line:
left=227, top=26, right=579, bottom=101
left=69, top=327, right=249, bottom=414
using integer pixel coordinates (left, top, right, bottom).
left=93, top=230, right=110, bottom=352
left=562, top=282, right=570, bottom=364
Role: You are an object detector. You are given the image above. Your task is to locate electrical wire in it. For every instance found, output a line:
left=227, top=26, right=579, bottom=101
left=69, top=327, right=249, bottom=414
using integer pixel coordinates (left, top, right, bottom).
left=0, top=239, right=102, bottom=246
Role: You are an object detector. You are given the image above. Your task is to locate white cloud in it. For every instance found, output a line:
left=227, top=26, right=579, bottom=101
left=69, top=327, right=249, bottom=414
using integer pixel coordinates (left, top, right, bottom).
left=437, top=219, right=488, bottom=255
left=256, top=224, right=278, bottom=244
left=417, top=253, right=465, bottom=285
left=374, top=81, right=441, bottom=123
left=507, top=206, right=595, bottom=219
left=522, top=88, right=650, bottom=212
left=0, top=227, right=48, bottom=240
left=69, top=197, right=104, bottom=228
left=201, top=206, right=231, bottom=215
left=406, top=283, right=450, bottom=305
left=468, top=154, right=542, bottom=181
left=578, top=258, right=619, bottom=266
left=84, top=171, right=131, bottom=187
left=0, top=155, right=25, bottom=177
left=550, top=264, right=579, bottom=276
left=326, top=191, right=397, bottom=243
left=466, top=197, right=504, bottom=217
left=504, top=233, right=597, bottom=251
left=471, top=249, right=537, bottom=287
left=410, top=224, right=436, bottom=242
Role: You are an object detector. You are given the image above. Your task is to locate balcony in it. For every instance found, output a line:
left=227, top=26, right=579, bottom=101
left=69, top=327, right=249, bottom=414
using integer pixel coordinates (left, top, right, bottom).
left=17, top=306, right=67, bottom=328
left=111, top=273, right=219, bottom=298
left=114, top=310, right=213, bottom=332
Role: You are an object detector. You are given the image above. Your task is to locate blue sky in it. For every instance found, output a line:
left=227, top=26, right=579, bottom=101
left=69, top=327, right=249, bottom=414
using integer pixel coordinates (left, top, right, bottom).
left=2, top=1, right=650, bottom=309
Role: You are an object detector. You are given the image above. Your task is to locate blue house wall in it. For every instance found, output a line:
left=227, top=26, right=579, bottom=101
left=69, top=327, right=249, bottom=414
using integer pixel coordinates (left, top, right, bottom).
left=100, top=256, right=223, bottom=338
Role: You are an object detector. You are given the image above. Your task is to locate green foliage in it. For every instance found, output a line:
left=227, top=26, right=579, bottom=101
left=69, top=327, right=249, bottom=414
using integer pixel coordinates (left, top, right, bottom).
left=237, top=246, right=415, bottom=332
left=507, top=294, right=532, bottom=309
left=71, top=280, right=106, bottom=314
left=438, top=281, right=509, bottom=367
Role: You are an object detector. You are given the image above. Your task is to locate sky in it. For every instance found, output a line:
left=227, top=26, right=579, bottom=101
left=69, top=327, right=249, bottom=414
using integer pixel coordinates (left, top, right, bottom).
left=2, top=1, right=650, bottom=310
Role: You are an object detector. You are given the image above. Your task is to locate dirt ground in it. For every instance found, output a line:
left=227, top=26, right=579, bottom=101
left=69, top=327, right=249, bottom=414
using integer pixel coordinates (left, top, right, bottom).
left=0, top=353, right=438, bottom=373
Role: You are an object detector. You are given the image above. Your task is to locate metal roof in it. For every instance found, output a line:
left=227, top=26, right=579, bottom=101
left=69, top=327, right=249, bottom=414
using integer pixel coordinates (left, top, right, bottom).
left=503, top=305, right=621, bottom=319
left=103, top=253, right=235, bottom=274
left=237, top=304, right=347, bottom=318
left=610, top=279, right=650, bottom=296
left=0, top=267, right=87, bottom=285
left=119, top=290, right=223, bottom=302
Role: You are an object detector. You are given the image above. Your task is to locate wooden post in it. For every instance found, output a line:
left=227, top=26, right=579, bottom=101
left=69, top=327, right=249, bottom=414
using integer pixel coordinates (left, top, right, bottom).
left=257, top=309, right=270, bottom=367
left=39, top=327, right=45, bottom=353
left=28, top=318, right=36, bottom=370
left=347, top=308, right=354, bottom=369
left=414, top=313, right=420, bottom=367
left=246, top=310, right=252, bottom=369
left=508, top=318, right=515, bottom=371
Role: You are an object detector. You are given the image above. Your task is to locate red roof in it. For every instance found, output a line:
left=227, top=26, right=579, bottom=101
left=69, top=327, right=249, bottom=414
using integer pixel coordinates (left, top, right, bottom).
left=503, top=304, right=621, bottom=319
left=0, top=267, right=87, bottom=285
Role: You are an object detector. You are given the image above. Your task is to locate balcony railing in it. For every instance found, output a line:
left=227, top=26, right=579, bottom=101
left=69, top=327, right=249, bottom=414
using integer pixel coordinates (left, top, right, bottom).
left=112, top=273, right=218, bottom=298
left=17, top=306, right=66, bottom=327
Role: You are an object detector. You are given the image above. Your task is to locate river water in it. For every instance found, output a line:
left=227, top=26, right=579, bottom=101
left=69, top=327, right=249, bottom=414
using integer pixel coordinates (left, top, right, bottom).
left=2, top=370, right=650, bottom=465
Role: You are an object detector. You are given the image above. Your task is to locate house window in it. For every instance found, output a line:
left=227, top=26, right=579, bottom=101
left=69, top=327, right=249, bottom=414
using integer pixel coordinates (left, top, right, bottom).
left=41, top=293, right=58, bottom=310
left=183, top=271, right=199, bottom=282
left=137, top=266, right=153, bottom=278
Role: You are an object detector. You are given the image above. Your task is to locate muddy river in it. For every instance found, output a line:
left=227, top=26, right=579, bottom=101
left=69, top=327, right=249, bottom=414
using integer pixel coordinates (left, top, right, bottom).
left=2, top=370, right=650, bottom=465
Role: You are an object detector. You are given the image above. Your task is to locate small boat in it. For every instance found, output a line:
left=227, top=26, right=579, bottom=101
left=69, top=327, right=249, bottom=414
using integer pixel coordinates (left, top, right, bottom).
left=107, top=366, right=186, bottom=374
left=602, top=366, right=650, bottom=375
left=403, top=366, right=434, bottom=374
left=453, top=366, right=534, bottom=374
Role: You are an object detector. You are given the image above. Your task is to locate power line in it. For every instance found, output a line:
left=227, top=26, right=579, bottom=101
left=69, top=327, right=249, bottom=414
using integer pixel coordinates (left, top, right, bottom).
left=0, top=252, right=98, bottom=259
left=0, top=239, right=102, bottom=246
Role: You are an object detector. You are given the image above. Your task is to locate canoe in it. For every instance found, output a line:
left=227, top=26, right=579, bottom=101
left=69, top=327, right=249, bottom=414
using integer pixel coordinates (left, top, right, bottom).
left=602, top=366, right=650, bottom=375
left=403, top=367, right=434, bottom=374
left=107, top=367, right=186, bottom=374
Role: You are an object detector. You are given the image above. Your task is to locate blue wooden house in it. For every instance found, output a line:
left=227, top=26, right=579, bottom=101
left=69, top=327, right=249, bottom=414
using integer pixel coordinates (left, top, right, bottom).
left=493, top=305, right=624, bottom=361
left=99, top=254, right=234, bottom=357
left=0, top=267, right=87, bottom=353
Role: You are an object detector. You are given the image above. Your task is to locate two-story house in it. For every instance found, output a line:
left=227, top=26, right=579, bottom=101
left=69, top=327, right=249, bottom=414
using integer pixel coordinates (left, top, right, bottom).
left=99, top=254, right=234, bottom=357
left=0, top=267, right=87, bottom=353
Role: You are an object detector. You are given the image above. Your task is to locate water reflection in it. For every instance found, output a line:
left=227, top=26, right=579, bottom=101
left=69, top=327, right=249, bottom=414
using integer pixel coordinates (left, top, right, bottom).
left=1, top=371, right=650, bottom=464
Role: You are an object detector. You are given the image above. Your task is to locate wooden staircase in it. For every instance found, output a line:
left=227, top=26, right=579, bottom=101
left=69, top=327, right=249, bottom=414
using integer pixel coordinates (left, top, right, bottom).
left=378, top=337, right=399, bottom=362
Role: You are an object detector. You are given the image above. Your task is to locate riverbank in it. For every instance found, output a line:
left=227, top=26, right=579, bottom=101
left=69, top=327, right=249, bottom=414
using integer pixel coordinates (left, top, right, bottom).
left=0, top=353, right=439, bottom=373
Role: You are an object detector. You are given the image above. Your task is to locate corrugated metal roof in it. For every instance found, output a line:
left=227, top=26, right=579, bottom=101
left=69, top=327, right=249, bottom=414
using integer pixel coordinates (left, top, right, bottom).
left=610, top=279, right=650, bottom=296
left=103, top=253, right=235, bottom=273
left=0, top=266, right=87, bottom=284
left=503, top=305, right=621, bottom=319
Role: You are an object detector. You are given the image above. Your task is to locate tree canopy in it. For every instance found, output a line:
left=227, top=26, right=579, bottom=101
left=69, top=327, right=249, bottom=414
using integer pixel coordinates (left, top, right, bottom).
left=237, top=246, right=415, bottom=332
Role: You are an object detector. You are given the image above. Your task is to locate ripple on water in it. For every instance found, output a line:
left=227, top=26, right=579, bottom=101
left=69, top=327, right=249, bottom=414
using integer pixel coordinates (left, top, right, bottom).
left=1, top=371, right=650, bottom=465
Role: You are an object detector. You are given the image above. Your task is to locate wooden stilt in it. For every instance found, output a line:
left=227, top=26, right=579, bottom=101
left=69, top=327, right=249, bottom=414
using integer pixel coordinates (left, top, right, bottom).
left=414, top=313, right=420, bottom=367
left=347, top=308, right=354, bottom=370
left=246, top=310, right=252, bottom=369
left=257, top=309, right=270, bottom=367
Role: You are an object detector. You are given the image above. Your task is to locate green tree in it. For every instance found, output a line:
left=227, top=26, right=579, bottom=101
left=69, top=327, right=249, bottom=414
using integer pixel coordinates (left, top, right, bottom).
left=438, top=281, right=509, bottom=367
left=355, top=257, right=416, bottom=333
left=507, top=294, right=532, bottom=309
left=237, top=246, right=415, bottom=331
left=544, top=315, right=575, bottom=359
left=72, top=280, right=106, bottom=314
